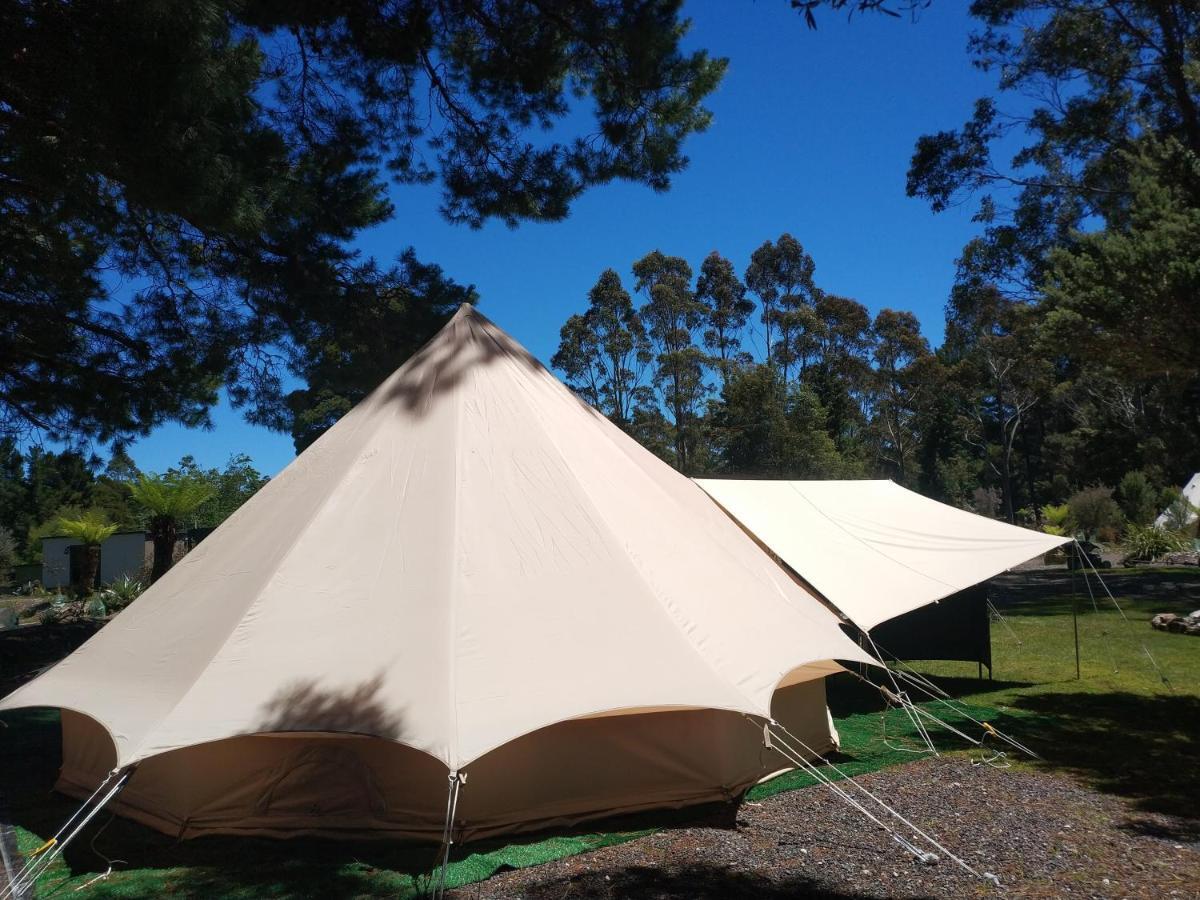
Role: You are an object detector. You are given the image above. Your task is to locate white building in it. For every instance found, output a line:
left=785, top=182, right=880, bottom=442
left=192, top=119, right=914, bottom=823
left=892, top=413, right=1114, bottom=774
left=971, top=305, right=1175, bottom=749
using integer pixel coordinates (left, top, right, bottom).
left=41, top=531, right=151, bottom=590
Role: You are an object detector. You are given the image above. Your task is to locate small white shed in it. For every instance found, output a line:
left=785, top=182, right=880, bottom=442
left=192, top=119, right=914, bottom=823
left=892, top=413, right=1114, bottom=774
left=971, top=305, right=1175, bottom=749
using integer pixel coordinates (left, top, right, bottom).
left=41, top=531, right=150, bottom=589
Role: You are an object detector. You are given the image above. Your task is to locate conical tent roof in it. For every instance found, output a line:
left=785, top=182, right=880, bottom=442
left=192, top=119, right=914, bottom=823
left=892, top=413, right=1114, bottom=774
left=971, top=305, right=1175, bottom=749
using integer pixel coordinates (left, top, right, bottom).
left=2, top=306, right=871, bottom=773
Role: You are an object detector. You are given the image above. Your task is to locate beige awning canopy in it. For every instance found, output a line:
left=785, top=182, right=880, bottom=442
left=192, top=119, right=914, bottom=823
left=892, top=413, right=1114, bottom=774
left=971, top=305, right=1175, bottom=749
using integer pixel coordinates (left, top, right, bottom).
left=2, top=306, right=871, bottom=774
left=696, top=479, right=1071, bottom=631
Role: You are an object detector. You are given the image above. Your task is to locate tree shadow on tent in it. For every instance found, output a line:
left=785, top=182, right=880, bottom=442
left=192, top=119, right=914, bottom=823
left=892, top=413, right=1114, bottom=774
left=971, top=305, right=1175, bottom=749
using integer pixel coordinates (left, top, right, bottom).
left=379, top=308, right=546, bottom=416
left=1011, top=690, right=1200, bottom=841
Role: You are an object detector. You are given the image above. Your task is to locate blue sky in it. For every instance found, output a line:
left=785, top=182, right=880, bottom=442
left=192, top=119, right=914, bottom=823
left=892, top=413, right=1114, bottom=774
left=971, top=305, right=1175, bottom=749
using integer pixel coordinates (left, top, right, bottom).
left=127, top=2, right=996, bottom=477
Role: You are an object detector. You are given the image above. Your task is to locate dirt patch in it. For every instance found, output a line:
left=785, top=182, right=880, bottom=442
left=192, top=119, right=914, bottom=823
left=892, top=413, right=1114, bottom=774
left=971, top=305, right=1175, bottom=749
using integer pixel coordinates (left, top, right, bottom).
left=457, top=758, right=1200, bottom=899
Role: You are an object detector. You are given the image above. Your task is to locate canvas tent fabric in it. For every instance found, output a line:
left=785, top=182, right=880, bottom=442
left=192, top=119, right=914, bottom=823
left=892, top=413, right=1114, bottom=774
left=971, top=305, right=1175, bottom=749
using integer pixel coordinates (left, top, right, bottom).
left=1156, top=472, right=1200, bottom=528
left=1, top=305, right=872, bottom=842
left=695, top=479, right=1071, bottom=631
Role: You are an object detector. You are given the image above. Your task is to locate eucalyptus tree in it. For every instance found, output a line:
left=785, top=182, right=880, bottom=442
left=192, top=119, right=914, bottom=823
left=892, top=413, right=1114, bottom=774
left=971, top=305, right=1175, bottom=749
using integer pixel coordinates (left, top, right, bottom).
left=870, top=309, right=931, bottom=484
left=552, top=270, right=653, bottom=427
left=633, top=251, right=707, bottom=471
left=695, top=252, right=754, bottom=387
left=744, top=234, right=820, bottom=380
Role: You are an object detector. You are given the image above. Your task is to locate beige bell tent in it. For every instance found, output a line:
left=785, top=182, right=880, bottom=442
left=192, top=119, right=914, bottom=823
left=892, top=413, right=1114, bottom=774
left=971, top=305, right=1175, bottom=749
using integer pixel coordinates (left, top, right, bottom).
left=695, top=478, right=1071, bottom=667
left=1, top=306, right=873, bottom=844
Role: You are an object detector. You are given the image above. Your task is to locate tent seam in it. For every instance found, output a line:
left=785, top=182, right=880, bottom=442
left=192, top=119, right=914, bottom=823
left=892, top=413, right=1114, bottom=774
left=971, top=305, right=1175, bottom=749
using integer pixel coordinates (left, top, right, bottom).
left=122, top=406, right=381, bottom=766
left=470, top=318, right=782, bottom=719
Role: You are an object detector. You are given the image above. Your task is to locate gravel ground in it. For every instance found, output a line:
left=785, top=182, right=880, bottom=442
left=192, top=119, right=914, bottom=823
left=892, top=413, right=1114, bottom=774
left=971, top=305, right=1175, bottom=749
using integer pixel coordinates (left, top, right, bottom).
left=452, top=758, right=1200, bottom=899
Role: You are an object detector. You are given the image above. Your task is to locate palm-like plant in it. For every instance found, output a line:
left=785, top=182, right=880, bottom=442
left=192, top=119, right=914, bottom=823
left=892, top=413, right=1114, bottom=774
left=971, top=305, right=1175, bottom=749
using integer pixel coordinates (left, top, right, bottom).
left=57, top=513, right=118, bottom=595
left=129, top=474, right=214, bottom=582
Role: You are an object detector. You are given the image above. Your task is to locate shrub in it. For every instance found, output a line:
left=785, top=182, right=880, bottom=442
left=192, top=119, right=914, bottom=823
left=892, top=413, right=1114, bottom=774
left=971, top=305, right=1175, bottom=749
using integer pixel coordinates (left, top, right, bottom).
left=1041, top=503, right=1071, bottom=536
left=1116, top=471, right=1159, bottom=526
left=0, top=526, right=15, bottom=583
left=1123, top=524, right=1189, bottom=563
left=1159, top=489, right=1198, bottom=533
left=1067, top=486, right=1123, bottom=541
left=102, top=574, right=145, bottom=610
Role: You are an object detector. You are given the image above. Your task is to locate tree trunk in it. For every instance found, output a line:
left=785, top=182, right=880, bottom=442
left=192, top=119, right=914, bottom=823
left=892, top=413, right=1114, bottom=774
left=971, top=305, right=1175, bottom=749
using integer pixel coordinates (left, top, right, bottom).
left=149, top=514, right=178, bottom=583
left=75, top=544, right=100, bottom=596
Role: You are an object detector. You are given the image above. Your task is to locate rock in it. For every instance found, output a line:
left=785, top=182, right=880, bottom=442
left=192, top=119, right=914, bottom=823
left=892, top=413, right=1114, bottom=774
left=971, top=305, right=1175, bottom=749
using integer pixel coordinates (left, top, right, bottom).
left=1152, top=611, right=1200, bottom=635
left=1151, top=613, right=1179, bottom=632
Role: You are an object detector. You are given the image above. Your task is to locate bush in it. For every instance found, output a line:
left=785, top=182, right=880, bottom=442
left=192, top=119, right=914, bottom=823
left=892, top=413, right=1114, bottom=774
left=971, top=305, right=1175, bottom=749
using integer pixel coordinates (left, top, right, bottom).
left=0, top=526, right=15, bottom=583
left=1116, top=471, right=1158, bottom=526
left=1123, top=524, right=1189, bottom=563
left=102, top=574, right=145, bottom=611
left=1041, top=503, right=1071, bottom=536
left=1067, top=486, right=1123, bottom=541
left=1159, top=489, right=1198, bottom=533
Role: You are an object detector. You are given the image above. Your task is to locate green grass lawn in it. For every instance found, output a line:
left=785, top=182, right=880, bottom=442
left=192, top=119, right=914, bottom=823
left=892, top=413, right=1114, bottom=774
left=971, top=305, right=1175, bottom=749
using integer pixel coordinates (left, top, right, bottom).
left=1, top=568, right=1197, bottom=897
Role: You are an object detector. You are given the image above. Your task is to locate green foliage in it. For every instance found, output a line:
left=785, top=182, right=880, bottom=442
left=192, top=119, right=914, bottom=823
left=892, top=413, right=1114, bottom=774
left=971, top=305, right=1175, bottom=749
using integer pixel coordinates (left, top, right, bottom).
left=1122, top=524, right=1189, bottom=563
left=280, top=255, right=476, bottom=450
left=633, top=251, right=708, bottom=472
left=1067, top=486, right=1123, bottom=541
left=710, top=365, right=848, bottom=478
left=163, top=455, right=268, bottom=529
left=695, top=252, right=753, bottom=385
left=102, top=575, right=146, bottom=611
left=1040, top=503, right=1071, bottom=537
left=0, top=526, right=15, bottom=581
left=552, top=271, right=653, bottom=427
left=54, top=513, right=117, bottom=547
left=1160, top=490, right=1198, bottom=533
left=901, top=0, right=1200, bottom=516
left=1, top=0, right=726, bottom=445
left=1116, top=471, right=1160, bottom=527
left=744, top=234, right=820, bottom=382
left=129, top=474, right=215, bottom=521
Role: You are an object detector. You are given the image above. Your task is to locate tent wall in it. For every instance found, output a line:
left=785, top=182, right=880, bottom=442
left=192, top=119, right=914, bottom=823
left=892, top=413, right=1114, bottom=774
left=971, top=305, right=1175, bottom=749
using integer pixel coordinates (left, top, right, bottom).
left=56, top=679, right=835, bottom=843
left=867, top=583, right=992, bottom=674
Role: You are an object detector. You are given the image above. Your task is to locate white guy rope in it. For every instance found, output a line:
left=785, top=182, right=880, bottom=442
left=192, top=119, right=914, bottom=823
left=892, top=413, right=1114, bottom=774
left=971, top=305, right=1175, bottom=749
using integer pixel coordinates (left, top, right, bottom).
left=987, top=599, right=1023, bottom=646
left=766, top=721, right=994, bottom=882
left=1, top=770, right=119, bottom=899
left=1077, top=544, right=1173, bottom=690
left=861, top=631, right=938, bottom=756
left=5, top=770, right=132, bottom=900
left=757, top=721, right=934, bottom=863
left=864, top=641, right=1041, bottom=760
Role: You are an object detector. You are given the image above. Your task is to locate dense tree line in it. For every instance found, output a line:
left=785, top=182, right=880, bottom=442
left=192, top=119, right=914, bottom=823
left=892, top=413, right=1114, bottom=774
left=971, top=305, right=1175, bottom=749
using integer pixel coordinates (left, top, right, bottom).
left=552, top=226, right=1197, bottom=526
left=553, top=0, right=1200, bottom=527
